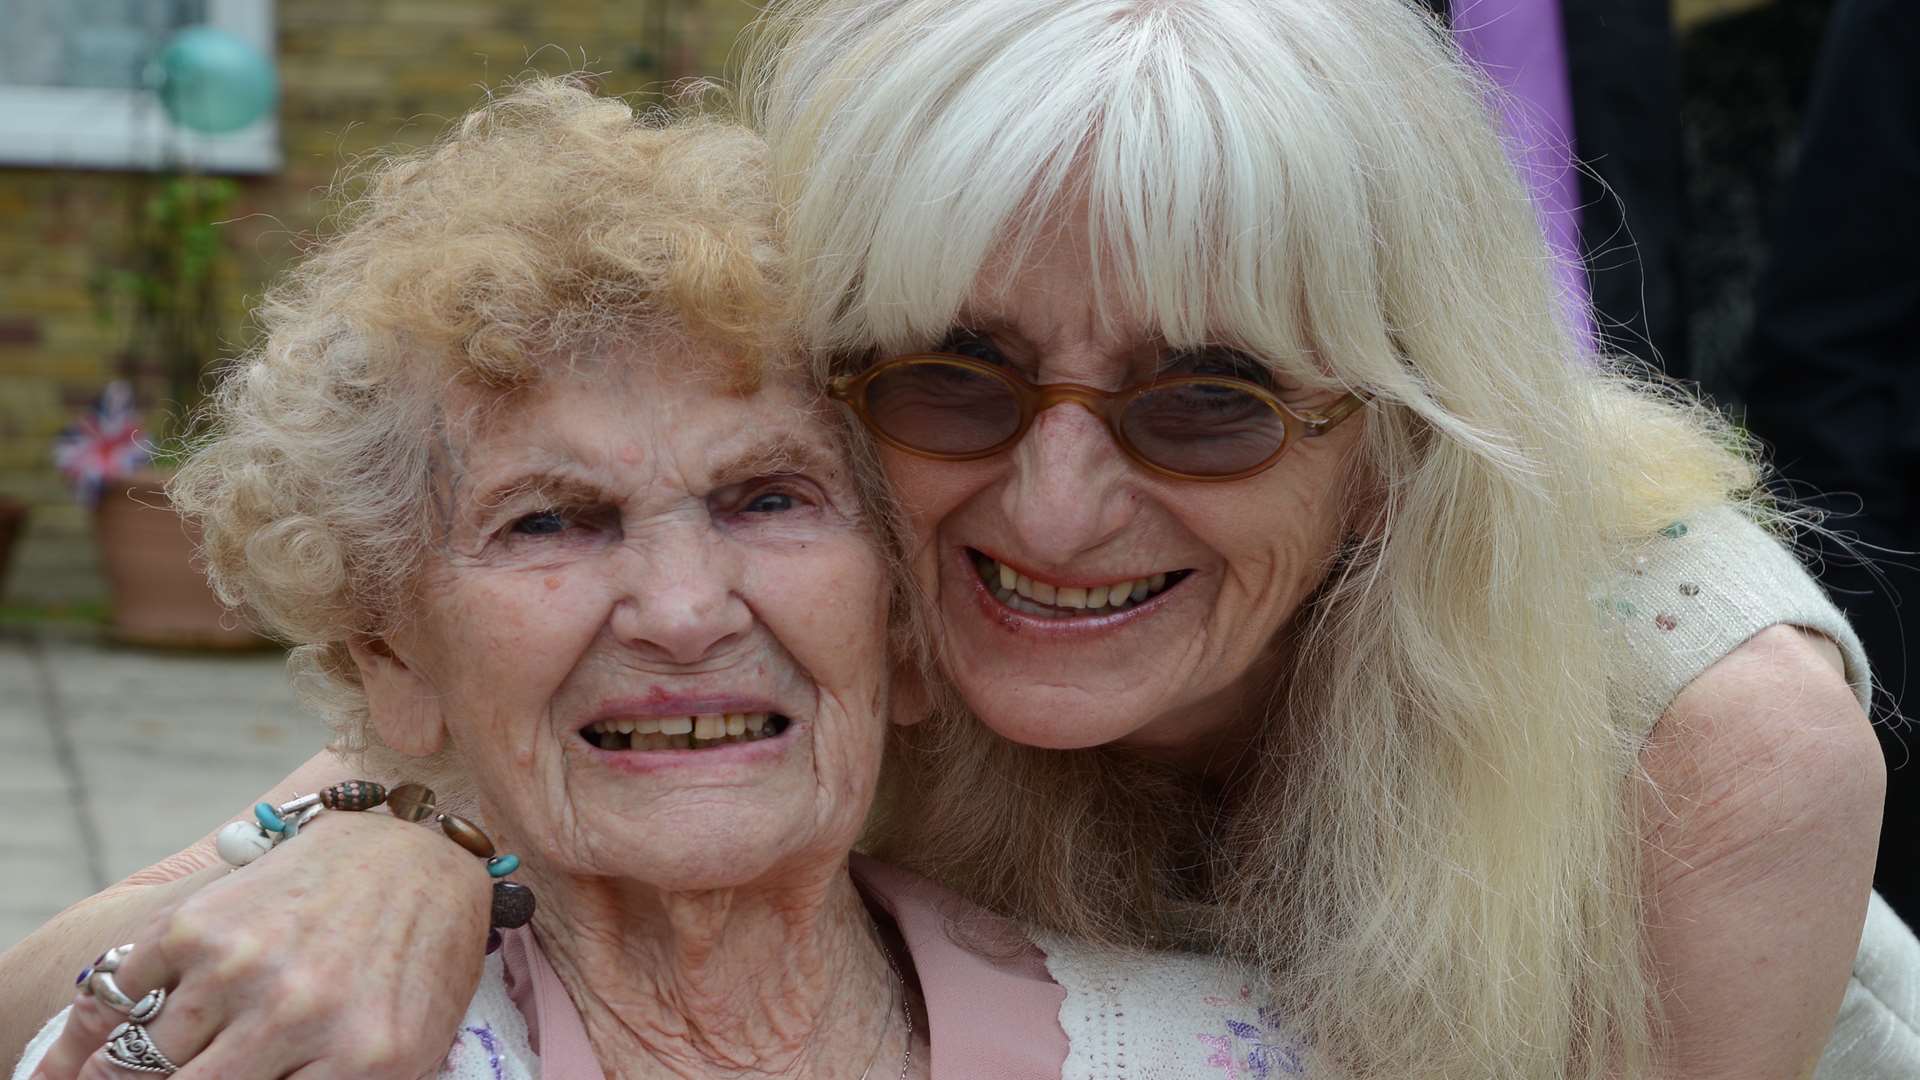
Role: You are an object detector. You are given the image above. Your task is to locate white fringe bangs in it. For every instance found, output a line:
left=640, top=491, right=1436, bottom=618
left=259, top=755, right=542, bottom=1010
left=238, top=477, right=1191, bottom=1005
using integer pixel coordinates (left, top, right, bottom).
left=758, top=0, right=1473, bottom=398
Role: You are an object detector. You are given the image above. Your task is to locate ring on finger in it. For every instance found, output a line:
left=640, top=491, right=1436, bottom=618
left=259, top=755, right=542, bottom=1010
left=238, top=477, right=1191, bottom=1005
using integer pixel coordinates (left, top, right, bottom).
left=94, top=943, right=136, bottom=973
left=102, top=1020, right=178, bottom=1075
left=87, top=969, right=138, bottom=1013
left=127, top=987, right=167, bottom=1024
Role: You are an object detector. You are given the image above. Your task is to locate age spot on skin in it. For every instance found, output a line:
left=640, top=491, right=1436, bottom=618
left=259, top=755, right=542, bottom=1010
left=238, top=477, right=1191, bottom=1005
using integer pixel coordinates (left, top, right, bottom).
left=545, top=576, right=562, bottom=591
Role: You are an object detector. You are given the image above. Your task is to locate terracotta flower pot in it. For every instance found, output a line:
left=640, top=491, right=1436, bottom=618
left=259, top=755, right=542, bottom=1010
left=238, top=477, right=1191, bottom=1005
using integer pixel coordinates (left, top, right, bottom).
left=94, top=470, right=266, bottom=649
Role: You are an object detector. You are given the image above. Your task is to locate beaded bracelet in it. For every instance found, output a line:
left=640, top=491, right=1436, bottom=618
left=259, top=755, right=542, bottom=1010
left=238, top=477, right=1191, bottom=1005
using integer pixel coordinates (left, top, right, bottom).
left=216, top=780, right=536, bottom=937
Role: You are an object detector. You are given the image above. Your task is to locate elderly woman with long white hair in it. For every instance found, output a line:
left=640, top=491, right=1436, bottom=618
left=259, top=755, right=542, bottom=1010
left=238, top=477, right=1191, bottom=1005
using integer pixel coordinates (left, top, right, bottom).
left=8, top=2, right=1916, bottom=1079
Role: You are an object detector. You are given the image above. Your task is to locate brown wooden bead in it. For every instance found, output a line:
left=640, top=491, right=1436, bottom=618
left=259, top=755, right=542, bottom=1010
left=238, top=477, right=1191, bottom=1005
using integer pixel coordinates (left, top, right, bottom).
left=438, top=813, right=496, bottom=858
left=319, top=780, right=388, bottom=811
left=490, top=881, right=536, bottom=930
left=384, top=783, right=437, bottom=823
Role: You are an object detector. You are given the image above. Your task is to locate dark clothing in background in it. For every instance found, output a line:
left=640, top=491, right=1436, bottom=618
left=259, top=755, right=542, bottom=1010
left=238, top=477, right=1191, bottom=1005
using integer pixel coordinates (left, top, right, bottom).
left=1739, top=0, right=1920, bottom=919
left=1561, top=0, right=1686, bottom=372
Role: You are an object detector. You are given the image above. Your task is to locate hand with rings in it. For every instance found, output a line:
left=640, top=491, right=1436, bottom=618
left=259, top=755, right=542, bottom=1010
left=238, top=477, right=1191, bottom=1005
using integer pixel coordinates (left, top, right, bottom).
left=22, top=809, right=491, bottom=1080
left=53, top=945, right=177, bottom=1075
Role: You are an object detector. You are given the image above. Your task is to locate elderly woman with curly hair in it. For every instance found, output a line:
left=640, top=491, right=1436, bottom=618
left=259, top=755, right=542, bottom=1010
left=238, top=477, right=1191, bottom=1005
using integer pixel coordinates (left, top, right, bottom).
left=9, top=2, right=1916, bottom=1079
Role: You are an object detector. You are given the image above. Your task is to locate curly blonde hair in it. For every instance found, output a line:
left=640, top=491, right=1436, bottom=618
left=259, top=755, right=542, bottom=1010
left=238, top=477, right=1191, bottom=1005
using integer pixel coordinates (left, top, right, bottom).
left=743, top=1, right=1758, bottom=1077
left=171, top=78, right=795, bottom=754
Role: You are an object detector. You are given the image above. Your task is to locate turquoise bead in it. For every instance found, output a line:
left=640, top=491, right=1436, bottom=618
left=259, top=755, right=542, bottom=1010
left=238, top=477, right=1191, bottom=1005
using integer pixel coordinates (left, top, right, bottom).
left=486, top=854, right=520, bottom=878
left=254, top=802, right=286, bottom=833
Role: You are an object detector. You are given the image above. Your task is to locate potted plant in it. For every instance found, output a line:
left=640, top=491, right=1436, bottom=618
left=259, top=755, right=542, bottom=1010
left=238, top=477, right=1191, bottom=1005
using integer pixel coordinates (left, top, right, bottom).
left=54, top=24, right=278, bottom=646
left=77, top=175, right=264, bottom=647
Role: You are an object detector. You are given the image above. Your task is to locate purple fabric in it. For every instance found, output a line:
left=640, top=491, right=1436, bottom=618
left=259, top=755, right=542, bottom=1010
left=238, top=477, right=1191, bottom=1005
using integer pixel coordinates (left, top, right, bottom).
left=1449, top=0, right=1593, bottom=345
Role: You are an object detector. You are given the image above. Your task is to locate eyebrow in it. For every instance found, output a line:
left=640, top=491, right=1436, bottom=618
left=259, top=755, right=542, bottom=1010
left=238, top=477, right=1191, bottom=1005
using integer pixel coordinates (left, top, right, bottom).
left=708, top=431, right=839, bottom=490
left=466, top=465, right=607, bottom=518
left=464, top=431, right=839, bottom=512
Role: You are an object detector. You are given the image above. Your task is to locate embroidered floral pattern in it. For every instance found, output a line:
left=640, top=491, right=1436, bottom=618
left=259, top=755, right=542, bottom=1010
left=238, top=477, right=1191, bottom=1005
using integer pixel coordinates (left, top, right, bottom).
left=1196, top=1005, right=1309, bottom=1077
left=441, top=1023, right=506, bottom=1080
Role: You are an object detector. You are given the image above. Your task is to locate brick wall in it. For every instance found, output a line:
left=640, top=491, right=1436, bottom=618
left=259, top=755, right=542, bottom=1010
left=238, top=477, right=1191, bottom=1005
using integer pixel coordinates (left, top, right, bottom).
left=0, top=0, right=759, bottom=608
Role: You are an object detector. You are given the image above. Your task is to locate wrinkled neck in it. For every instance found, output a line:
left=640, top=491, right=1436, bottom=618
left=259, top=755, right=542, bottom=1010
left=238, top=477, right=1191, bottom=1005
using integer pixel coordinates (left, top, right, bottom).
left=530, top=860, right=907, bottom=1079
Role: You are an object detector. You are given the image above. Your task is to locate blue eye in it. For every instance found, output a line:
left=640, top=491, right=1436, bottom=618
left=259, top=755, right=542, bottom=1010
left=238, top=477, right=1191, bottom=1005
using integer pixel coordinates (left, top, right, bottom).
left=745, top=492, right=795, bottom=514
left=511, top=510, right=568, bottom=535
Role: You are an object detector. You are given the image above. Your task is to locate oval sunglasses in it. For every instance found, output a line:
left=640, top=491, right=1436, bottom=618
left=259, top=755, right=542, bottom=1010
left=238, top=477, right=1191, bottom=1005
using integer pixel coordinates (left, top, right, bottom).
left=829, top=353, right=1368, bottom=482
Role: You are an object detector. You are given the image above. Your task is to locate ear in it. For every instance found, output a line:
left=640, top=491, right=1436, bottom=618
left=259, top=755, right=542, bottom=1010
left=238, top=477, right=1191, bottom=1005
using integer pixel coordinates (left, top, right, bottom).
left=886, top=657, right=932, bottom=729
left=346, top=636, right=448, bottom=756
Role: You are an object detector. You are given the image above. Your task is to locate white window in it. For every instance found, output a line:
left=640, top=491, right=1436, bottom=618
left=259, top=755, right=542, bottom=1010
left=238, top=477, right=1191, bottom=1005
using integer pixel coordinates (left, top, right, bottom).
left=0, top=0, right=278, bottom=173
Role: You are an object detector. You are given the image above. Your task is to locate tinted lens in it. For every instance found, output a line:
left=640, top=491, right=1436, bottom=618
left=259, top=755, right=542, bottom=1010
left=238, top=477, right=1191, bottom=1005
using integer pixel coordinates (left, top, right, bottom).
left=862, top=359, right=1023, bottom=456
left=1120, top=380, right=1289, bottom=477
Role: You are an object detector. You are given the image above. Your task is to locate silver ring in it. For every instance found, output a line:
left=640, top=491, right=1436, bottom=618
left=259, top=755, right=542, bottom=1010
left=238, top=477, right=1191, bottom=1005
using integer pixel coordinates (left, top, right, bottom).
left=93, top=943, right=136, bottom=973
left=128, top=988, right=166, bottom=1024
left=87, top=969, right=138, bottom=1013
left=102, top=1021, right=178, bottom=1074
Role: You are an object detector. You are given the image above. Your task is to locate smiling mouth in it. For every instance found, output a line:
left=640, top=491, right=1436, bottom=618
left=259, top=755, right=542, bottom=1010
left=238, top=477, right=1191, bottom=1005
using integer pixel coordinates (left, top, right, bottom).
left=968, top=550, right=1191, bottom=619
left=581, top=712, right=791, bottom=752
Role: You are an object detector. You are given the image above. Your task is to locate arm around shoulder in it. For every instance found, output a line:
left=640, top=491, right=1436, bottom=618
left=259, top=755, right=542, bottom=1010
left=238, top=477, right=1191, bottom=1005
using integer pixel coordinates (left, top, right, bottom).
left=1638, top=624, right=1885, bottom=1080
left=0, top=748, right=353, bottom=1068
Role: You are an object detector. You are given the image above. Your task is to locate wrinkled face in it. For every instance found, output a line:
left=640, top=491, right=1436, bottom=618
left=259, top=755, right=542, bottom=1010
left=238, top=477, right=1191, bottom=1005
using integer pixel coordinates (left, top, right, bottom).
left=875, top=226, right=1365, bottom=763
left=365, top=347, right=890, bottom=891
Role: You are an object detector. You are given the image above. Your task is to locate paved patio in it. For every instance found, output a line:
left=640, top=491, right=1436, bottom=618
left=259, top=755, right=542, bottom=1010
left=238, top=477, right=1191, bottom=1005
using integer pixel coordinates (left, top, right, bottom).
left=0, top=629, right=316, bottom=953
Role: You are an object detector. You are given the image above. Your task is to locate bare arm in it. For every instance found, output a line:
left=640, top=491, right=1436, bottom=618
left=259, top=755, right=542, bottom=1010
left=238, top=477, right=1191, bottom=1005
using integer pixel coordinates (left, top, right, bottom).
left=1, top=749, right=350, bottom=1062
left=3, top=749, right=492, bottom=1079
left=1640, top=625, right=1884, bottom=1079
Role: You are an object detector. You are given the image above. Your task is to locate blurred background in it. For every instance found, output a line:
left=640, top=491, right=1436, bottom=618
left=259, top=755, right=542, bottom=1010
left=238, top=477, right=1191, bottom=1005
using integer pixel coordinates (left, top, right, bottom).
left=0, top=0, right=1912, bottom=941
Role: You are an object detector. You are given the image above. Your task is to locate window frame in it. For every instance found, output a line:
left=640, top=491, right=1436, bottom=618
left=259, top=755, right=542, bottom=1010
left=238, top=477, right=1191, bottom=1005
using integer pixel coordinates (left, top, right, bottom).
left=0, top=0, right=279, bottom=174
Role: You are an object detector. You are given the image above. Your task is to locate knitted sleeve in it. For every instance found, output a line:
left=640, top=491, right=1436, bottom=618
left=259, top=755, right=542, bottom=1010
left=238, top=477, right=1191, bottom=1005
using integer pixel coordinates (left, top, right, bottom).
left=1599, top=503, right=1872, bottom=738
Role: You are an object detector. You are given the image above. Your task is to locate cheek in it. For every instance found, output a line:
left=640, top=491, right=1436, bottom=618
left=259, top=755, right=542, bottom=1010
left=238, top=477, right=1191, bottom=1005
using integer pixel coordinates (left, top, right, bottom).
left=748, top=544, right=890, bottom=687
left=424, top=572, right=606, bottom=702
left=880, top=451, right=990, bottom=540
left=1186, top=456, right=1352, bottom=601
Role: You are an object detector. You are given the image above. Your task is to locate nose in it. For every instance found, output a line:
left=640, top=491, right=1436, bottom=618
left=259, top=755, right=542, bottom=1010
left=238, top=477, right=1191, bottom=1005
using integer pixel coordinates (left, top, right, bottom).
left=1000, top=402, right=1137, bottom=563
left=606, top=526, right=753, bottom=665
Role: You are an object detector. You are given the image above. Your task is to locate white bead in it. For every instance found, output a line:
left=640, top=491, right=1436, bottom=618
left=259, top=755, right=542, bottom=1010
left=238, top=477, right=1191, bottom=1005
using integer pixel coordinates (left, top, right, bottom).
left=216, top=820, right=276, bottom=867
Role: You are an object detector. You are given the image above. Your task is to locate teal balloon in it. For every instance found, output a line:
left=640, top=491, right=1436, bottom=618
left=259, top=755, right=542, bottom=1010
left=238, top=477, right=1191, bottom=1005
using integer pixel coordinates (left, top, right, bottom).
left=156, top=28, right=278, bottom=134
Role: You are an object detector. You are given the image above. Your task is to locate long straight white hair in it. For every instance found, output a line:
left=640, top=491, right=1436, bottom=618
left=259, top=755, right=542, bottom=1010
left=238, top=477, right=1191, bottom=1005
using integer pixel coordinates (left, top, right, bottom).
left=743, top=2, right=1754, bottom=1077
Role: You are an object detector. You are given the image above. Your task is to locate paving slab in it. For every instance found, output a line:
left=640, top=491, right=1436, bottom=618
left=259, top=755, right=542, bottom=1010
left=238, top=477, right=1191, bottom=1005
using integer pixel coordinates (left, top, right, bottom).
left=0, top=633, right=321, bottom=953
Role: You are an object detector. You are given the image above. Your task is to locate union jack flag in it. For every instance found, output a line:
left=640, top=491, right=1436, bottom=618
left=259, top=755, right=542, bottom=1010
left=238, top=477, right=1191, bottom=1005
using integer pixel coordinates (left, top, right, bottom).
left=53, top=381, right=152, bottom=506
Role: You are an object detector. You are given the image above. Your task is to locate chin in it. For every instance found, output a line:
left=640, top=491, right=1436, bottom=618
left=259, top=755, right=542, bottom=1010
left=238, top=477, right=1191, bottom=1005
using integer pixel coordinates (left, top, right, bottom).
left=962, top=684, right=1151, bottom=751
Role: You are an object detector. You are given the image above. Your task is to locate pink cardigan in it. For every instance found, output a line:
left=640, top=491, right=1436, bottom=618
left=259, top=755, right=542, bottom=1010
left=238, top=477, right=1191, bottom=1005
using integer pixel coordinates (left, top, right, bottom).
left=496, top=854, right=1069, bottom=1078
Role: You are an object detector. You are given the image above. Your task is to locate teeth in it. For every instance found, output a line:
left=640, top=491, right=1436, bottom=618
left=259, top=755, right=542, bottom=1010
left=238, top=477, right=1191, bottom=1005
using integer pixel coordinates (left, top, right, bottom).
left=586, top=712, right=781, bottom=751
left=975, top=555, right=1180, bottom=616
